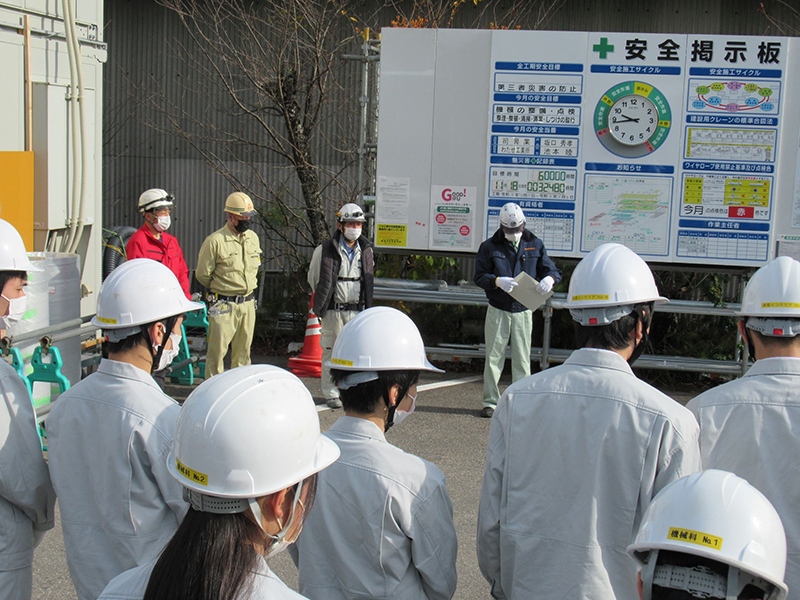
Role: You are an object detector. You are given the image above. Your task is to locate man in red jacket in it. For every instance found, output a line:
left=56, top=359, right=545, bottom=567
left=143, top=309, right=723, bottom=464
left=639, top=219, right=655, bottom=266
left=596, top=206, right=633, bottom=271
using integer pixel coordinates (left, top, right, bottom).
left=126, top=188, right=191, bottom=299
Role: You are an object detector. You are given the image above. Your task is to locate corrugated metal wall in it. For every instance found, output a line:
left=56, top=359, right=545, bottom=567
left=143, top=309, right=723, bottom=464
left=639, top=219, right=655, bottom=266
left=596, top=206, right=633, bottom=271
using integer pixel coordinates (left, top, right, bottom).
left=103, top=0, right=797, bottom=274
left=103, top=0, right=365, bottom=272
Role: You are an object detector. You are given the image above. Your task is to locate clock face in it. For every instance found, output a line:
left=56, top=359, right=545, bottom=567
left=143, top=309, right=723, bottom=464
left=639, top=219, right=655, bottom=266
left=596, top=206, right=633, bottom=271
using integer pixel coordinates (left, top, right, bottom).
left=608, top=95, right=657, bottom=146
left=594, top=81, right=672, bottom=158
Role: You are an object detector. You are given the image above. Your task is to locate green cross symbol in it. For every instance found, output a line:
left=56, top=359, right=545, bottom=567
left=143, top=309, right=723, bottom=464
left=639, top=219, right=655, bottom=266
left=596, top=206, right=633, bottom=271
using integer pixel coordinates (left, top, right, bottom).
left=593, top=37, right=614, bottom=59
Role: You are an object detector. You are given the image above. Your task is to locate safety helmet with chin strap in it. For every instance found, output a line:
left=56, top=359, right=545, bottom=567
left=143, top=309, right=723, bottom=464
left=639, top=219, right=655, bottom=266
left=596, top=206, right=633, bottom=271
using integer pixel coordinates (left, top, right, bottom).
left=168, top=365, right=340, bottom=545
left=738, top=256, right=800, bottom=338
left=138, top=188, right=174, bottom=213
left=0, top=219, right=42, bottom=272
left=337, top=203, right=366, bottom=223
left=326, top=307, right=443, bottom=427
left=628, top=469, right=788, bottom=600
left=564, top=243, right=668, bottom=326
left=498, top=202, right=525, bottom=229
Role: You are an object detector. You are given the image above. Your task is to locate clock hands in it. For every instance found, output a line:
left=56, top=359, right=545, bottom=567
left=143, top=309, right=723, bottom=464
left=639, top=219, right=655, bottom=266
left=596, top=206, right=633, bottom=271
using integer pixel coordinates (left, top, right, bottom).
left=613, top=114, right=640, bottom=124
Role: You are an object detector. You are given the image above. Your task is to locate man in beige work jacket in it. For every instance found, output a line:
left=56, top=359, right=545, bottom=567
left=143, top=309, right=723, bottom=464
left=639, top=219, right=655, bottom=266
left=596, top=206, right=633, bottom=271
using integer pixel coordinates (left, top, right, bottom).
left=196, top=192, right=262, bottom=377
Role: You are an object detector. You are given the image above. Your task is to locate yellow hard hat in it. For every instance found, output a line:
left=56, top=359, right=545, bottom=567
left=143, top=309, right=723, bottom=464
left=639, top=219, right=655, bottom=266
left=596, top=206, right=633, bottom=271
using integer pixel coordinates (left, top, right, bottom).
left=224, top=192, right=257, bottom=217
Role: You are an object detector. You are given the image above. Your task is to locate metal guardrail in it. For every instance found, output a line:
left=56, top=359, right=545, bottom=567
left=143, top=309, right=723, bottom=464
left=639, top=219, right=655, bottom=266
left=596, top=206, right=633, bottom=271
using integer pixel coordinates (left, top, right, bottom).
left=374, top=278, right=745, bottom=376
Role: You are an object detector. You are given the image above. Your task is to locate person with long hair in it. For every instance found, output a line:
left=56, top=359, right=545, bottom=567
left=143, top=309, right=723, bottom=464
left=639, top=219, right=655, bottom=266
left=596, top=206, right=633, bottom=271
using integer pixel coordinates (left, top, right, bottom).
left=98, top=364, right=340, bottom=600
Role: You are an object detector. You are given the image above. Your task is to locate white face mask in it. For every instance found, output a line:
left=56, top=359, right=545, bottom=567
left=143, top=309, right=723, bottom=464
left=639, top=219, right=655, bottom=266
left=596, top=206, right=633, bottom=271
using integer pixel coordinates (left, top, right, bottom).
left=343, top=226, right=361, bottom=242
left=153, top=215, right=171, bottom=232
left=1, top=293, right=27, bottom=329
left=505, top=231, right=522, bottom=244
left=392, top=392, right=417, bottom=427
left=154, top=331, right=182, bottom=371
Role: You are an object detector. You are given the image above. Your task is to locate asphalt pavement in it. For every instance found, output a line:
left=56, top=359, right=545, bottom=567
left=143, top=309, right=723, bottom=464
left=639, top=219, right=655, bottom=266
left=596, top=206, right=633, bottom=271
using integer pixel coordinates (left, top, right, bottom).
left=32, top=357, right=695, bottom=599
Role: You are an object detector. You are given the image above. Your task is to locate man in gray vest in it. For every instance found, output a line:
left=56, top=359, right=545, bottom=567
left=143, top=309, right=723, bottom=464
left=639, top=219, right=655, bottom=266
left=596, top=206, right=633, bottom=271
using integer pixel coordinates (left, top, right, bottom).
left=308, top=203, right=374, bottom=408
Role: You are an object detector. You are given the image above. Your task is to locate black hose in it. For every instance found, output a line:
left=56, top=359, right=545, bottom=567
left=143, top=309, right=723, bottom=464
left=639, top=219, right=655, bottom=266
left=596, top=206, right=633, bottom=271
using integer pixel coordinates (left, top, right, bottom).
left=102, top=225, right=138, bottom=280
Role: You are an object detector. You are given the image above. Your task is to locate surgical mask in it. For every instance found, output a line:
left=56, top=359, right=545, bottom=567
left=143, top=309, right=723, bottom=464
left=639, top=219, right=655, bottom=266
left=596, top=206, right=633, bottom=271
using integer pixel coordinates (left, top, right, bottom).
left=343, top=226, right=361, bottom=242
left=234, top=218, right=251, bottom=233
left=392, top=392, right=417, bottom=426
left=505, top=231, right=522, bottom=244
left=153, top=215, right=171, bottom=232
left=1, top=293, right=27, bottom=328
left=156, top=332, right=182, bottom=371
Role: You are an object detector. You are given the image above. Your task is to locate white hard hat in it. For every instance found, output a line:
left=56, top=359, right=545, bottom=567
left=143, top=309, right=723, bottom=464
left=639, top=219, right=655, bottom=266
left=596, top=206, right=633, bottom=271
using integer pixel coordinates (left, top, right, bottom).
left=138, top=188, right=174, bottom=213
left=326, top=306, right=443, bottom=373
left=337, top=203, right=366, bottom=223
left=498, top=203, right=525, bottom=228
left=168, top=365, right=340, bottom=501
left=738, top=257, right=800, bottom=337
left=628, top=469, right=788, bottom=600
left=224, top=192, right=257, bottom=217
left=91, top=259, right=204, bottom=336
left=0, top=219, right=42, bottom=272
left=565, top=243, right=667, bottom=325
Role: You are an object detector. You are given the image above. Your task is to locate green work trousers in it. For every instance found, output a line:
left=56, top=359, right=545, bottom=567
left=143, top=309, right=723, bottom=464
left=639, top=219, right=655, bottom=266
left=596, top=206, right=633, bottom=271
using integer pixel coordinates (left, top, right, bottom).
left=206, top=300, right=256, bottom=377
left=483, top=304, right=532, bottom=407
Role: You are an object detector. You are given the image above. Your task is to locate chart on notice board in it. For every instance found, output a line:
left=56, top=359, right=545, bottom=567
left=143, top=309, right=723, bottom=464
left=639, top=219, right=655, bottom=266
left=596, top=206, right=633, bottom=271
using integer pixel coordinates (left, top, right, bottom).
left=483, top=30, right=796, bottom=265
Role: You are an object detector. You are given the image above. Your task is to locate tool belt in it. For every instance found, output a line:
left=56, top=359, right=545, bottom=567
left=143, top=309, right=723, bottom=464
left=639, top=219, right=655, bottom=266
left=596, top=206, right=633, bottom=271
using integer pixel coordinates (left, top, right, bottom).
left=207, top=292, right=256, bottom=304
left=331, top=302, right=361, bottom=311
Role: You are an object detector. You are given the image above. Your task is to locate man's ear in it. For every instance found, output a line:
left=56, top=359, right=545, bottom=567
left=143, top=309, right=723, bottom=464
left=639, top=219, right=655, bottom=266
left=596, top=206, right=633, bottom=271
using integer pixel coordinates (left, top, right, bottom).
left=737, top=319, right=749, bottom=342
left=387, top=384, right=401, bottom=408
left=147, top=322, right=166, bottom=347
left=631, top=317, right=644, bottom=345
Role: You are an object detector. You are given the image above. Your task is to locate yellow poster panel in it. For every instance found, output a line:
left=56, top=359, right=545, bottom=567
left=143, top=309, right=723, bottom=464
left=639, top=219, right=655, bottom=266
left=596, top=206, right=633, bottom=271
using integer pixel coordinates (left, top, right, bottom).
left=377, top=223, right=408, bottom=247
left=0, top=152, right=34, bottom=249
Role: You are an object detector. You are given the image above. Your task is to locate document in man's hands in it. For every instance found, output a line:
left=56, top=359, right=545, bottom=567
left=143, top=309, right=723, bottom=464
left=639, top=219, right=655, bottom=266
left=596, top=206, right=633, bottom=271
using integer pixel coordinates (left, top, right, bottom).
left=508, top=272, right=553, bottom=312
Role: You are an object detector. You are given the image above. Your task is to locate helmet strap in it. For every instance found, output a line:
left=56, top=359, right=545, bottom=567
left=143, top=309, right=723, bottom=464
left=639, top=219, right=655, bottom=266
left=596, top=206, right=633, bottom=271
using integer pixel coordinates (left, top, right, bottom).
left=628, top=306, right=648, bottom=366
left=383, top=381, right=411, bottom=432
left=640, top=549, right=658, bottom=600
left=149, top=315, right=179, bottom=373
left=741, top=323, right=758, bottom=362
left=248, top=479, right=304, bottom=542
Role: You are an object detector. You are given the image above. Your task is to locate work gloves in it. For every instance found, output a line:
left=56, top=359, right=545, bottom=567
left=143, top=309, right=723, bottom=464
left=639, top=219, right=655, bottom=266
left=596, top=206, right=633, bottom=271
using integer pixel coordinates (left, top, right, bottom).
left=536, top=276, right=555, bottom=294
left=496, top=277, right=517, bottom=293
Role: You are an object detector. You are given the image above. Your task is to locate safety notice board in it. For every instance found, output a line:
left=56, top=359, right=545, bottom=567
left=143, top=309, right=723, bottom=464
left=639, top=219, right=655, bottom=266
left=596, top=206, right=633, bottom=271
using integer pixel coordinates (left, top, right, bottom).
left=375, top=28, right=800, bottom=266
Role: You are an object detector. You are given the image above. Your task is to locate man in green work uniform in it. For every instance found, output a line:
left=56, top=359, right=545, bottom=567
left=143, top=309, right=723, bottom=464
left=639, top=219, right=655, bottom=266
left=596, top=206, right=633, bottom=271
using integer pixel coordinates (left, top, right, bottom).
left=196, top=192, right=262, bottom=377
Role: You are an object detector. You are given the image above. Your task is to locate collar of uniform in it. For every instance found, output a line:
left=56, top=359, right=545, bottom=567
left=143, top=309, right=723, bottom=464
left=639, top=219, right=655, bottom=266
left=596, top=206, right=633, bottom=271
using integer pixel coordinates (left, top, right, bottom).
left=744, top=356, right=800, bottom=377
left=564, top=347, right=635, bottom=375
left=336, top=235, right=361, bottom=255
left=328, top=415, right=386, bottom=442
left=97, top=357, right=164, bottom=391
left=221, top=223, right=246, bottom=241
left=141, top=223, right=168, bottom=244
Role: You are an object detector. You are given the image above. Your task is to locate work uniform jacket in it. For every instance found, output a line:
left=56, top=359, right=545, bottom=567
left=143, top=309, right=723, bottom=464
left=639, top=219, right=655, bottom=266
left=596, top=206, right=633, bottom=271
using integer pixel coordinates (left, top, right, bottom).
left=292, top=416, right=458, bottom=600
left=98, top=556, right=307, bottom=599
left=477, top=348, right=701, bottom=600
left=687, top=356, right=800, bottom=597
left=126, top=226, right=191, bottom=298
left=0, top=360, right=54, bottom=583
left=474, top=229, right=561, bottom=313
left=308, top=230, right=373, bottom=318
left=196, top=224, right=261, bottom=296
left=47, top=359, right=187, bottom=600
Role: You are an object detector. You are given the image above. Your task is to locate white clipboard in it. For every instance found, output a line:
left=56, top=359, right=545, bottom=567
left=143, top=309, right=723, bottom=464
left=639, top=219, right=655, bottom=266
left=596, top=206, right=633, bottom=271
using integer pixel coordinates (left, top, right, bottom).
left=507, top=272, right=553, bottom=312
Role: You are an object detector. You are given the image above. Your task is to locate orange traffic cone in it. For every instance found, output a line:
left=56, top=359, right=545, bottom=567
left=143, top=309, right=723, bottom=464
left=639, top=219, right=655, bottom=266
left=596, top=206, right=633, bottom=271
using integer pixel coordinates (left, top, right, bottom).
left=288, top=294, right=323, bottom=378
